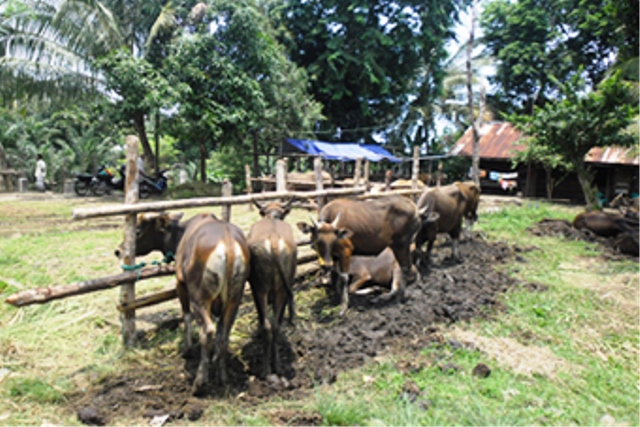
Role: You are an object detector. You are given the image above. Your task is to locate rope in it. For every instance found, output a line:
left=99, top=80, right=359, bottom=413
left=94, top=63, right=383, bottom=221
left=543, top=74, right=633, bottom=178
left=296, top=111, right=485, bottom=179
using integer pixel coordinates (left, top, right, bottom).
left=121, top=252, right=175, bottom=281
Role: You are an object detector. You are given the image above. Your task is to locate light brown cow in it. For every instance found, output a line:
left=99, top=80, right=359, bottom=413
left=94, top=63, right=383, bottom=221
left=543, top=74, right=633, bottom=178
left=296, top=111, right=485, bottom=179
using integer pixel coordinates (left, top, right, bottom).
left=286, top=170, right=333, bottom=190
left=414, top=181, right=481, bottom=265
left=175, top=215, right=250, bottom=395
left=348, top=247, right=420, bottom=295
left=297, top=196, right=438, bottom=315
left=247, top=199, right=297, bottom=377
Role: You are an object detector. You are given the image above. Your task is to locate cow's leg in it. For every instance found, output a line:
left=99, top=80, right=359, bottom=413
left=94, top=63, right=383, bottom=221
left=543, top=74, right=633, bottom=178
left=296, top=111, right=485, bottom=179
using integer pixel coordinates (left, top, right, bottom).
left=214, top=296, right=241, bottom=386
left=272, top=287, right=290, bottom=375
left=450, top=226, right=463, bottom=261
left=338, top=272, right=350, bottom=316
left=348, top=273, right=371, bottom=293
left=250, top=282, right=272, bottom=378
left=176, top=281, right=193, bottom=353
left=192, top=305, right=214, bottom=396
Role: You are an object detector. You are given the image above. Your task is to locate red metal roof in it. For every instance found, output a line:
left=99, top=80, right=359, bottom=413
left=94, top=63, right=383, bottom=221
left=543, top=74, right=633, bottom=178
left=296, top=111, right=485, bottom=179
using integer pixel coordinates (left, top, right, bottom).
left=451, top=122, right=639, bottom=165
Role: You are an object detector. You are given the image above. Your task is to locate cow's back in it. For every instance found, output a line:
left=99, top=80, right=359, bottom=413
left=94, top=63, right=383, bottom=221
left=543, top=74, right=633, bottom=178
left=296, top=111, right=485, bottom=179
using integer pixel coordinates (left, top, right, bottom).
left=176, top=217, right=249, bottom=307
left=572, top=211, right=623, bottom=237
left=319, top=197, right=419, bottom=255
left=247, top=218, right=297, bottom=280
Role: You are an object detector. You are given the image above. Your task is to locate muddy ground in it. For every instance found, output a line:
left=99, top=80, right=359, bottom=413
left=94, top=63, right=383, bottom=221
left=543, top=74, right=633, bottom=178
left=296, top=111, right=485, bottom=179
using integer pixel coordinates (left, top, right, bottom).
left=71, top=232, right=539, bottom=426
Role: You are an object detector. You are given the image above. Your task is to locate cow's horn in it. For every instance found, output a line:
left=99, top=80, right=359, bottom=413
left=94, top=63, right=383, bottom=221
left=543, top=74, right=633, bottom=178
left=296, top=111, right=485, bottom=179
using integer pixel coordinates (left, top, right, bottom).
left=252, top=198, right=263, bottom=210
left=309, top=215, right=319, bottom=228
left=331, top=213, right=341, bottom=228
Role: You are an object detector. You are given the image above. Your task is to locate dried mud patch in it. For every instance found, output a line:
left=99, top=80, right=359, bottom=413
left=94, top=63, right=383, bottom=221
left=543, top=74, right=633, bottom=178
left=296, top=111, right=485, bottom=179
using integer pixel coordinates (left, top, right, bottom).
left=70, top=234, right=531, bottom=425
left=448, top=328, right=576, bottom=378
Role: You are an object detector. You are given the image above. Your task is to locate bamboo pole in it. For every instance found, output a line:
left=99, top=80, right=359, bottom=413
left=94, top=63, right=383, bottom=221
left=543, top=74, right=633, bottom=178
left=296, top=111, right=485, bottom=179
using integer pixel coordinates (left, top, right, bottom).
left=121, top=135, right=140, bottom=347
left=245, top=164, right=253, bottom=210
left=314, top=157, right=324, bottom=212
left=72, top=187, right=366, bottom=220
left=354, top=157, right=362, bottom=188
left=412, top=146, right=420, bottom=191
left=221, top=180, right=232, bottom=222
left=363, top=159, right=370, bottom=189
left=276, top=158, right=287, bottom=193
left=5, top=265, right=175, bottom=307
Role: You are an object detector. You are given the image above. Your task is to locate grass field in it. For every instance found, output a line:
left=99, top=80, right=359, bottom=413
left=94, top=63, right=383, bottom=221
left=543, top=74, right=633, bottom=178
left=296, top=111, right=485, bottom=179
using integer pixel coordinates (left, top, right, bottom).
left=0, top=193, right=637, bottom=426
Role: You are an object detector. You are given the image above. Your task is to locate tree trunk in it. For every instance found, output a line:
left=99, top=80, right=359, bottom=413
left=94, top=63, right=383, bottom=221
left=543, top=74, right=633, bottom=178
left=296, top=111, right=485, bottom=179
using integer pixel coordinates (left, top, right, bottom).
left=252, top=132, right=260, bottom=180
left=154, top=111, right=160, bottom=175
left=545, top=165, right=554, bottom=200
left=132, top=113, right=153, bottom=167
left=575, top=162, right=598, bottom=209
left=466, top=0, right=480, bottom=186
left=199, top=139, right=207, bottom=183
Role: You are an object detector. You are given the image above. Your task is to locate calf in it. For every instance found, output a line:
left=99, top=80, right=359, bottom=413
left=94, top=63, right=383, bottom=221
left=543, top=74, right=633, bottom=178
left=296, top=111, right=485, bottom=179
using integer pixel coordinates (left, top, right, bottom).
left=297, top=196, right=437, bottom=315
left=414, top=181, right=481, bottom=266
left=348, top=247, right=420, bottom=295
left=246, top=199, right=297, bottom=377
left=572, top=211, right=627, bottom=237
left=175, top=214, right=250, bottom=395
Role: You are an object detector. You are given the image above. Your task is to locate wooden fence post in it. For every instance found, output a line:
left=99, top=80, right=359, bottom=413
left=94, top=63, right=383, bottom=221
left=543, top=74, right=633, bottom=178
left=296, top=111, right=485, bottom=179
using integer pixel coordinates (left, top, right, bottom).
left=411, top=146, right=420, bottom=191
left=363, top=159, right=370, bottom=189
left=276, top=158, right=287, bottom=193
left=437, top=162, right=443, bottom=187
left=221, top=180, right=232, bottom=221
left=245, top=164, right=252, bottom=207
left=314, top=157, right=324, bottom=212
left=121, top=135, right=140, bottom=347
left=354, top=157, right=362, bottom=187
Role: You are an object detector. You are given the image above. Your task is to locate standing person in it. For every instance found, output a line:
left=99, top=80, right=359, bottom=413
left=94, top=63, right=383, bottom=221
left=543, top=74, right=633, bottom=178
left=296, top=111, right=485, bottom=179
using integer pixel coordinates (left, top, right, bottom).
left=35, top=154, right=47, bottom=191
left=137, top=154, right=146, bottom=177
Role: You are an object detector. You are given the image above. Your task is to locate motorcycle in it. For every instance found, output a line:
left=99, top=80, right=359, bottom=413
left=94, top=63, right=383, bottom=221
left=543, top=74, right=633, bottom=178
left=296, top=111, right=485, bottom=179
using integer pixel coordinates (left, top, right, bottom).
left=73, top=171, right=94, bottom=197
left=73, top=165, right=125, bottom=197
left=139, top=170, right=169, bottom=199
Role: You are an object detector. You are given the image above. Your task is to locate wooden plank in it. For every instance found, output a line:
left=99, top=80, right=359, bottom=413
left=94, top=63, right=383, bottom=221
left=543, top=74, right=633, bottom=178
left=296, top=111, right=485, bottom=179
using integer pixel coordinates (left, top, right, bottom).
left=4, top=265, right=176, bottom=307
left=72, top=187, right=366, bottom=220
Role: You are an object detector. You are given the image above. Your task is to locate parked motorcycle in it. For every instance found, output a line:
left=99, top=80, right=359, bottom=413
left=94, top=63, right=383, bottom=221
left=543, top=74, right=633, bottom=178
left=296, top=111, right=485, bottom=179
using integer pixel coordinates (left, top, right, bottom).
left=90, top=166, right=115, bottom=196
left=73, top=171, right=94, bottom=196
left=139, top=170, right=169, bottom=199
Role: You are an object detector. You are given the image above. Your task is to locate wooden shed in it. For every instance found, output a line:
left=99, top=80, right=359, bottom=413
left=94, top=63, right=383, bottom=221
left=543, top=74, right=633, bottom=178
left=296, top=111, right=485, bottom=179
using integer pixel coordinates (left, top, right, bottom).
left=451, top=122, right=639, bottom=203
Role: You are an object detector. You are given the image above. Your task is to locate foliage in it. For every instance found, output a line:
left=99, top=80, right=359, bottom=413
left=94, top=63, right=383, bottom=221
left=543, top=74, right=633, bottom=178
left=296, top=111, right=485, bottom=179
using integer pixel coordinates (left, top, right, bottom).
left=278, top=0, right=470, bottom=145
left=165, top=0, right=322, bottom=182
left=481, top=0, right=633, bottom=113
left=509, top=71, right=638, bottom=207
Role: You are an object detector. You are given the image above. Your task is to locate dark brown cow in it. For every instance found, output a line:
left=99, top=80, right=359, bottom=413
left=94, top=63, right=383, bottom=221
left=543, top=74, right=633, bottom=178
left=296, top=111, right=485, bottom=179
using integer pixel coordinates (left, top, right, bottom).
left=175, top=214, right=250, bottom=395
left=572, top=211, right=627, bottom=237
left=114, top=211, right=190, bottom=259
left=297, top=196, right=438, bottom=315
left=348, top=247, right=420, bottom=295
left=414, top=181, right=481, bottom=265
left=247, top=199, right=297, bottom=377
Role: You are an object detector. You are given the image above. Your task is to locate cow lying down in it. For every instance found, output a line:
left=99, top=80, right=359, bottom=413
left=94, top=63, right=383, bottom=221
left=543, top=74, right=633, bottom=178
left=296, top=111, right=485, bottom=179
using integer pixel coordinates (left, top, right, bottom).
left=348, top=247, right=420, bottom=295
left=572, top=210, right=639, bottom=256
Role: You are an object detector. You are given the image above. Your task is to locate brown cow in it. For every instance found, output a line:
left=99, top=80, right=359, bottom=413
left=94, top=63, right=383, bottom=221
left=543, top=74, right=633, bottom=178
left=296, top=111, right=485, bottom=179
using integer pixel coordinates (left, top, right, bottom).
left=572, top=211, right=628, bottom=237
left=246, top=199, right=297, bottom=377
left=175, top=214, right=250, bottom=395
left=297, top=196, right=438, bottom=315
left=414, top=181, right=481, bottom=265
left=348, top=247, right=420, bottom=295
left=286, top=170, right=333, bottom=190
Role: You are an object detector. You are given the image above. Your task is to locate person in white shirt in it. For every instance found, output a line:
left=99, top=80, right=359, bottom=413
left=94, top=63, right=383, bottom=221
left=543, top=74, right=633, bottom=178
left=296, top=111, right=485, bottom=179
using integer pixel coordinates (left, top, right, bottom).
left=35, top=154, right=47, bottom=191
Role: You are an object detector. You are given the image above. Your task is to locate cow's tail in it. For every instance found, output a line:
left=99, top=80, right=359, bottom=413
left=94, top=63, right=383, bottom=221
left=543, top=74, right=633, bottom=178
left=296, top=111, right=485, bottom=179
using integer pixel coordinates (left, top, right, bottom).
left=269, top=236, right=296, bottom=322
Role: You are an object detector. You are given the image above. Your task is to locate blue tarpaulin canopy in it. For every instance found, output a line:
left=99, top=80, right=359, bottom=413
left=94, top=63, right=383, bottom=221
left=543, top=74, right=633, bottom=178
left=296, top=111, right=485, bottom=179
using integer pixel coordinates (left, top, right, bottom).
left=284, top=139, right=401, bottom=162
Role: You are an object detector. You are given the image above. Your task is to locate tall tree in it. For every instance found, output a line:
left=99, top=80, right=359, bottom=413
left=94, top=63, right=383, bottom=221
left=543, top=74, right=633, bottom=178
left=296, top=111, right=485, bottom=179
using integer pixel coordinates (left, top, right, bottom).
left=278, top=0, right=469, bottom=143
left=481, top=0, right=636, bottom=113
left=509, top=71, right=638, bottom=208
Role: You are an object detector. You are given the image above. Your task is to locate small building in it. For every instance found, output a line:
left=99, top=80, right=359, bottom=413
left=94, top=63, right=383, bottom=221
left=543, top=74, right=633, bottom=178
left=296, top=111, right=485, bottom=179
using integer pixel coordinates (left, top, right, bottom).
left=451, top=122, right=639, bottom=203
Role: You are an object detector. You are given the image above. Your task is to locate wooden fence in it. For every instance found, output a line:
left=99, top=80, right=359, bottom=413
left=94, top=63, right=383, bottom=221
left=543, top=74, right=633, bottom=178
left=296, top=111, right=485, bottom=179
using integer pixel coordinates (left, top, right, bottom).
left=5, top=136, right=424, bottom=346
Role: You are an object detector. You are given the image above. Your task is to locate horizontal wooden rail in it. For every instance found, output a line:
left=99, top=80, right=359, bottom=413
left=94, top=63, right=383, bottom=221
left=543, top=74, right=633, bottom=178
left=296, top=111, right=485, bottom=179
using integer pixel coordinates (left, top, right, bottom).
left=5, top=265, right=176, bottom=307
left=72, top=188, right=366, bottom=220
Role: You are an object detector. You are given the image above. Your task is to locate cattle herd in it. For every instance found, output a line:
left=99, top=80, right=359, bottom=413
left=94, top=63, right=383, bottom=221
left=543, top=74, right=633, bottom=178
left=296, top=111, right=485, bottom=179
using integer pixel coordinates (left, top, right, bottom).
left=116, top=180, right=638, bottom=395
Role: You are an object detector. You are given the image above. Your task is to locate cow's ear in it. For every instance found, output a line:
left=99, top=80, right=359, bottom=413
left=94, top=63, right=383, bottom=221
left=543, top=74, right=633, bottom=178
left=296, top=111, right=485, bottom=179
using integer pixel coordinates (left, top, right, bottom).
left=157, top=213, right=171, bottom=230
left=425, top=212, right=439, bottom=223
left=169, top=212, right=184, bottom=222
left=297, top=222, right=314, bottom=234
left=336, top=228, right=353, bottom=240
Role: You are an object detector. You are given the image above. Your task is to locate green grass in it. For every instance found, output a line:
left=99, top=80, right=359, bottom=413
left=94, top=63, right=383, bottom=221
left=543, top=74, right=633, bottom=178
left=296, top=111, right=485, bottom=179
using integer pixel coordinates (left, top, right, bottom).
left=0, top=196, right=637, bottom=426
